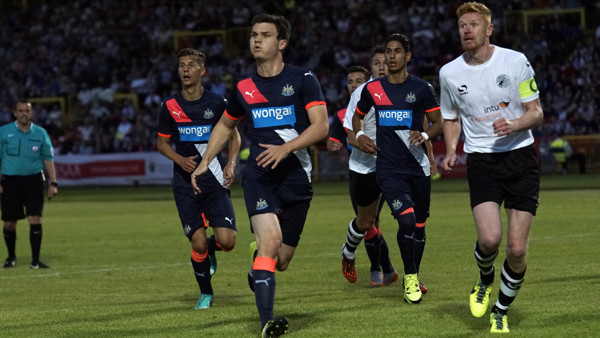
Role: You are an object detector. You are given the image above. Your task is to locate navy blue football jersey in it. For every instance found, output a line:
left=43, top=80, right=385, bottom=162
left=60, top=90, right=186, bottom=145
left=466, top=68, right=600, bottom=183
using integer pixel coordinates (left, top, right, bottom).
left=226, top=64, right=326, bottom=184
left=356, top=75, right=440, bottom=176
left=158, top=91, right=228, bottom=189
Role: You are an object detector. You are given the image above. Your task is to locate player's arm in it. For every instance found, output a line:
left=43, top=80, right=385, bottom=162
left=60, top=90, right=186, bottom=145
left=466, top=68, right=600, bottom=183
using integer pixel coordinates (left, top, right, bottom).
left=191, top=114, right=239, bottom=192
left=346, top=119, right=365, bottom=149
left=422, top=116, right=437, bottom=176
left=43, top=159, right=58, bottom=199
left=352, top=107, right=378, bottom=155
left=157, top=135, right=198, bottom=173
left=256, top=103, right=329, bottom=169
left=493, top=98, right=543, bottom=136
left=442, top=118, right=461, bottom=173
left=222, top=126, right=241, bottom=189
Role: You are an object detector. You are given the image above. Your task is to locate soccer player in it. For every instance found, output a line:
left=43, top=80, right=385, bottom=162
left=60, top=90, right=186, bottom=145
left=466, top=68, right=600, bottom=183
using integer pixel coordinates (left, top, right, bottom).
left=327, top=65, right=369, bottom=155
left=191, top=14, right=328, bottom=338
left=0, top=99, right=58, bottom=269
left=340, top=47, right=400, bottom=288
left=353, top=33, right=442, bottom=304
left=157, top=48, right=240, bottom=310
left=440, top=2, right=543, bottom=333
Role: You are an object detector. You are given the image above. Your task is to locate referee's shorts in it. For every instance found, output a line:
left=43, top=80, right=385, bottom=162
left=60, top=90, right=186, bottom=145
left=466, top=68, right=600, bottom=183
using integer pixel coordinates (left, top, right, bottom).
left=1, top=173, right=45, bottom=221
left=467, top=144, right=540, bottom=215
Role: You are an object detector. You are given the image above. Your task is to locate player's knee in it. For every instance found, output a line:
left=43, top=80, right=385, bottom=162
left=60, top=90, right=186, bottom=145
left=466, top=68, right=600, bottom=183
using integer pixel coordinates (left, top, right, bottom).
left=478, top=235, right=501, bottom=252
left=505, top=241, right=527, bottom=263
left=355, top=216, right=375, bottom=232
left=217, top=236, right=236, bottom=252
left=276, top=259, right=290, bottom=272
left=191, top=241, right=208, bottom=255
left=395, top=208, right=416, bottom=235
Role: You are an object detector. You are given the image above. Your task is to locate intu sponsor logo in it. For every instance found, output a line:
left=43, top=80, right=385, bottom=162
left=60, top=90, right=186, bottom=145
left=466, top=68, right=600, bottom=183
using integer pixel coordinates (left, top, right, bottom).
left=378, top=110, right=413, bottom=127
left=251, top=105, right=296, bottom=128
left=178, top=125, right=212, bottom=141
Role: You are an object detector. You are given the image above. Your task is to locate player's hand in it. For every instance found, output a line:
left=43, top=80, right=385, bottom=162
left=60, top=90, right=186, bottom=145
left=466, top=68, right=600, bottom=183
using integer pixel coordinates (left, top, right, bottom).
left=442, top=153, right=457, bottom=173
left=222, top=161, right=235, bottom=189
left=327, top=140, right=343, bottom=153
left=356, top=134, right=379, bottom=155
left=178, top=155, right=199, bottom=173
left=256, top=143, right=290, bottom=169
left=191, top=163, right=208, bottom=194
left=408, top=130, right=427, bottom=146
left=47, top=185, right=58, bottom=200
left=493, top=118, right=515, bottom=137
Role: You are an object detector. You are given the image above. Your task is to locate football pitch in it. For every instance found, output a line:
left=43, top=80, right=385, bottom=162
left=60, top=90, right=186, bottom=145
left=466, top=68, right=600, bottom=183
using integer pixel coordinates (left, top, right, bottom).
left=1, top=175, right=599, bottom=337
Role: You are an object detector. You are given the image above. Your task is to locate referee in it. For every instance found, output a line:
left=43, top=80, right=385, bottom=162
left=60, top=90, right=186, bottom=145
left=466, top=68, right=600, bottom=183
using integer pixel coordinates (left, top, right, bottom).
left=1, top=98, right=58, bottom=269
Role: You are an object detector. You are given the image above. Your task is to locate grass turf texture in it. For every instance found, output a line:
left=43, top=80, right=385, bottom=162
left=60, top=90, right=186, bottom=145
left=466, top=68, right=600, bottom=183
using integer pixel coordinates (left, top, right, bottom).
left=1, top=174, right=599, bottom=337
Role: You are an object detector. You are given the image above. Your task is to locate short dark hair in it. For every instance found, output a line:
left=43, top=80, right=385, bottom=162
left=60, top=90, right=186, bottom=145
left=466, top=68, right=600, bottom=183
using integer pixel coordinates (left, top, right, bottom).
left=385, top=33, right=411, bottom=53
left=13, top=98, right=31, bottom=110
left=347, top=65, right=370, bottom=81
left=176, top=48, right=206, bottom=67
left=370, top=45, right=385, bottom=59
left=251, top=13, right=291, bottom=42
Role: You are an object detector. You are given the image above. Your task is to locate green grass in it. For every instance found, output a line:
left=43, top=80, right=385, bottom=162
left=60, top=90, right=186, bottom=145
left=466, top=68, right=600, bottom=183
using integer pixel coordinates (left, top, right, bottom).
left=1, top=175, right=599, bottom=337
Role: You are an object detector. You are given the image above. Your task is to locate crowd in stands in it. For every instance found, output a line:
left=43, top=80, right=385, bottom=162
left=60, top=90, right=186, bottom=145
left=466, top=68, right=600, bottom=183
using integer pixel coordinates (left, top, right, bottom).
left=0, top=0, right=598, bottom=155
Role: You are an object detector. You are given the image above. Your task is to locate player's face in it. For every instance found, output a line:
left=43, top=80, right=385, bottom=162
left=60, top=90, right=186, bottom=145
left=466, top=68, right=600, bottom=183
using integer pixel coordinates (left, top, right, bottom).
left=250, top=23, right=286, bottom=61
left=458, top=12, right=493, bottom=52
left=370, top=53, right=388, bottom=78
left=178, top=56, right=205, bottom=87
left=347, top=72, right=366, bottom=94
left=13, top=102, right=32, bottom=126
left=385, top=41, right=411, bottom=73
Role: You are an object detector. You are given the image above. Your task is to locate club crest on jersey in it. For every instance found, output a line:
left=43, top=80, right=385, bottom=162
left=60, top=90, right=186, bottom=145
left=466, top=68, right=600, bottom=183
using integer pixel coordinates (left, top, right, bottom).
left=496, top=74, right=510, bottom=88
left=392, top=200, right=403, bottom=211
left=405, top=92, right=416, bottom=103
left=31, top=145, right=39, bottom=152
left=256, top=198, right=268, bottom=210
left=203, top=108, right=214, bottom=119
left=282, top=84, right=295, bottom=96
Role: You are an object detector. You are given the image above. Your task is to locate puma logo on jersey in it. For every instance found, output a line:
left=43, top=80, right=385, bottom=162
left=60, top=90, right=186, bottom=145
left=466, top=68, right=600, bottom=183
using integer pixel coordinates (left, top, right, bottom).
left=225, top=217, right=233, bottom=225
left=304, top=72, right=312, bottom=76
left=245, top=90, right=255, bottom=98
left=374, top=93, right=384, bottom=101
left=255, top=278, right=272, bottom=286
left=172, top=111, right=181, bottom=118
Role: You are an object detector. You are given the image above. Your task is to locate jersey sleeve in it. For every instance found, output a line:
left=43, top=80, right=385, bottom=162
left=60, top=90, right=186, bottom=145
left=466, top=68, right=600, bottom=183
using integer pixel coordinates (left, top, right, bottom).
left=439, top=71, right=459, bottom=120
left=422, top=81, right=441, bottom=113
left=226, top=83, right=245, bottom=120
left=343, top=85, right=362, bottom=130
left=329, top=111, right=347, bottom=143
left=40, top=128, right=54, bottom=160
left=355, top=85, right=374, bottom=117
left=517, top=54, right=539, bottom=102
left=301, top=71, right=326, bottom=110
left=157, top=101, right=175, bottom=137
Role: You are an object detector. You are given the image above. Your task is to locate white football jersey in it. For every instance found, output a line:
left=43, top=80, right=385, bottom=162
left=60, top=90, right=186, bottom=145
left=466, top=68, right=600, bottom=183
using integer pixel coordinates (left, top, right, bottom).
left=343, top=79, right=377, bottom=174
left=440, top=46, right=539, bottom=153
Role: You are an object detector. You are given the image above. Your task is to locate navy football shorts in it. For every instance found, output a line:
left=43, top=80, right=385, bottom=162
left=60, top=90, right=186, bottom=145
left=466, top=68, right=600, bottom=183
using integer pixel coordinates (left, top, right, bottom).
left=348, top=170, right=385, bottom=218
left=242, top=172, right=313, bottom=247
left=173, top=184, right=236, bottom=239
left=467, top=144, right=540, bottom=215
left=376, top=172, right=431, bottom=224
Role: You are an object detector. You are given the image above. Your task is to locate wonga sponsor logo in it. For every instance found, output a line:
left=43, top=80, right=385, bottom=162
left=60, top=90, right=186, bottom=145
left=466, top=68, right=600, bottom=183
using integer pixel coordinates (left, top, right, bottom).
left=178, top=125, right=212, bottom=142
left=251, top=105, right=296, bottom=128
left=378, top=110, right=412, bottom=127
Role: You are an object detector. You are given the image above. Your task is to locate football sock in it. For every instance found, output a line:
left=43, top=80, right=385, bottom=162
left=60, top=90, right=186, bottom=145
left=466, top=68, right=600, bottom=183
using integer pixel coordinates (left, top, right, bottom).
left=253, top=257, right=277, bottom=328
left=191, top=250, right=212, bottom=295
left=494, top=260, right=525, bottom=314
left=29, top=224, right=42, bottom=263
left=3, top=228, right=16, bottom=258
left=378, top=231, right=395, bottom=274
left=342, top=219, right=365, bottom=260
left=414, top=223, right=426, bottom=273
left=395, top=208, right=417, bottom=275
left=363, top=226, right=381, bottom=272
left=474, top=242, right=498, bottom=285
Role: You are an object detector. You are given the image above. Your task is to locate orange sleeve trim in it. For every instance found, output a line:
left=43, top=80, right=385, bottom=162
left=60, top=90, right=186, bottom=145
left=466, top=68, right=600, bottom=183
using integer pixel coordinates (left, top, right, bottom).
left=191, top=249, right=208, bottom=262
left=364, top=226, right=378, bottom=240
left=356, top=107, right=367, bottom=116
left=157, top=132, right=171, bottom=138
left=253, top=256, right=276, bottom=272
left=400, top=207, right=415, bottom=215
left=416, top=222, right=426, bottom=228
left=425, top=106, right=440, bottom=113
left=305, top=100, right=327, bottom=111
left=224, top=109, right=240, bottom=120
left=329, top=137, right=341, bottom=143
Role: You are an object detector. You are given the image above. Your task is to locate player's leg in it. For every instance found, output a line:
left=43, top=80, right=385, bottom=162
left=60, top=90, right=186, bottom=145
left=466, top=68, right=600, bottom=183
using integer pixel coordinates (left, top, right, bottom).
left=25, top=175, right=47, bottom=269
left=3, top=221, right=17, bottom=268
left=206, top=189, right=237, bottom=276
left=412, top=176, right=431, bottom=293
left=1, top=176, right=20, bottom=268
left=251, top=213, right=283, bottom=330
left=375, top=200, right=398, bottom=286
